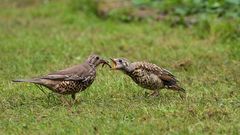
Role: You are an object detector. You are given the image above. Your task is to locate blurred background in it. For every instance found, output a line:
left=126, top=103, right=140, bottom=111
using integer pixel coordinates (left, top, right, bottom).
left=1, top=0, right=239, bottom=77
left=0, top=0, right=239, bottom=134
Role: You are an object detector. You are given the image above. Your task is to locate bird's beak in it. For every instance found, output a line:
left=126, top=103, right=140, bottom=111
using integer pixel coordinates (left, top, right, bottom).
left=101, top=59, right=111, bottom=68
left=110, top=58, right=117, bottom=69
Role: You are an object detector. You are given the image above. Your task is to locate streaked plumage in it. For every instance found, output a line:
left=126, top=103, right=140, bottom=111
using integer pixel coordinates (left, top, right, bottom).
left=12, top=54, right=111, bottom=100
left=111, top=58, right=185, bottom=97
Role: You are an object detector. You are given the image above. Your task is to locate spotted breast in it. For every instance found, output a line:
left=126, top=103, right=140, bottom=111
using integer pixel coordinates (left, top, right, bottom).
left=12, top=54, right=110, bottom=100
left=110, top=58, right=185, bottom=97
left=128, top=62, right=164, bottom=90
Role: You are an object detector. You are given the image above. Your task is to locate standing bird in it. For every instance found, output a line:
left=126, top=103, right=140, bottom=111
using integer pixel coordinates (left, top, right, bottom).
left=12, top=54, right=111, bottom=100
left=110, top=58, right=185, bottom=97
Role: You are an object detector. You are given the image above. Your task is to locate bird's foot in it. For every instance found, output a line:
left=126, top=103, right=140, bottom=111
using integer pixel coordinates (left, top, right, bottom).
left=148, top=91, right=159, bottom=97
left=58, top=96, right=72, bottom=106
left=70, top=99, right=78, bottom=105
left=179, top=92, right=187, bottom=100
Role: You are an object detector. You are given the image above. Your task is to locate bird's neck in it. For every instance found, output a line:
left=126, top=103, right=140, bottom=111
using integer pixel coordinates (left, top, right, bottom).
left=86, top=61, right=96, bottom=68
left=122, top=65, right=134, bottom=75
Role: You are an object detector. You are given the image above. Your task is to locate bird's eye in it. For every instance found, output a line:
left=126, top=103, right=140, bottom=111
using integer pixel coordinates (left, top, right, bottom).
left=96, top=56, right=99, bottom=60
left=119, top=59, right=122, bottom=63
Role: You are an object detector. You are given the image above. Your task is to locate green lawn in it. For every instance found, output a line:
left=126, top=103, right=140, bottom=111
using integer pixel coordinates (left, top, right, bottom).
left=0, top=0, right=239, bottom=134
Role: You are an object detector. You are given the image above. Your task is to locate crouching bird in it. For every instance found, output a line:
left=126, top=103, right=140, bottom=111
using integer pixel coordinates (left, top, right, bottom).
left=110, top=58, right=186, bottom=98
left=12, top=54, right=111, bottom=100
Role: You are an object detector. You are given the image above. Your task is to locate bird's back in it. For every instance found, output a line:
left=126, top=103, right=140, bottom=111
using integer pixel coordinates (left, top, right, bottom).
left=126, top=62, right=164, bottom=90
left=126, top=61, right=179, bottom=90
left=13, top=62, right=97, bottom=95
left=44, top=63, right=96, bottom=94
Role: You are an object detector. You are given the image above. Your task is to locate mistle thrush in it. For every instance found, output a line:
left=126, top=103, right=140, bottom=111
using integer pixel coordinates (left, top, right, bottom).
left=110, top=58, right=185, bottom=97
left=12, top=54, right=111, bottom=100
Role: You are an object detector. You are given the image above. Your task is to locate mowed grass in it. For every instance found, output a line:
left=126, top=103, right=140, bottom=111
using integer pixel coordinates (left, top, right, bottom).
left=0, top=0, right=240, bottom=134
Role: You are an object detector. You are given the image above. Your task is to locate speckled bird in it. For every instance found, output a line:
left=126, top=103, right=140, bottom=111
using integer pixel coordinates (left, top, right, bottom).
left=12, top=54, right=111, bottom=100
left=110, top=58, right=185, bottom=97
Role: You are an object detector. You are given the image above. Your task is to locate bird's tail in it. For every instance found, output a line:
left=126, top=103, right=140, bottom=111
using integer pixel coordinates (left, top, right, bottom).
left=168, top=84, right=186, bottom=99
left=12, top=78, right=42, bottom=84
left=177, top=86, right=186, bottom=93
left=168, top=84, right=185, bottom=93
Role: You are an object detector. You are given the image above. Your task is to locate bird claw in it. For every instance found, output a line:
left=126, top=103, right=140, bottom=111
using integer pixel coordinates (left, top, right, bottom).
left=148, top=91, right=159, bottom=97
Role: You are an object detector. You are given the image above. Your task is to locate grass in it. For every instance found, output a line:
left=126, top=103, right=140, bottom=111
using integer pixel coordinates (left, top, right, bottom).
left=0, top=0, right=239, bottom=134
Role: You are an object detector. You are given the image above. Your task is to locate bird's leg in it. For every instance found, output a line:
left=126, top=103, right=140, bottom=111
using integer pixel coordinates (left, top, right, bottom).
left=71, top=94, right=76, bottom=100
left=149, top=90, right=159, bottom=97
left=71, top=94, right=77, bottom=104
left=58, top=95, right=71, bottom=106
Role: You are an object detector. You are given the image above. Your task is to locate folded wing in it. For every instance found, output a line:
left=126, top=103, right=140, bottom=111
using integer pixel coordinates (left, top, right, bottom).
left=133, top=62, right=178, bottom=84
left=40, top=63, right=90, bottom=81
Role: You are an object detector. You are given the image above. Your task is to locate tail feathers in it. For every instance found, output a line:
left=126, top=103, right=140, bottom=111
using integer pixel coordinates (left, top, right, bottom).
left=178, top=87, right=186, bottom=93
left=167, top=84, right=186, bottom=99
left=12, top=78, right=42, bottom=84
left=167, top=84, right=186, bottom=93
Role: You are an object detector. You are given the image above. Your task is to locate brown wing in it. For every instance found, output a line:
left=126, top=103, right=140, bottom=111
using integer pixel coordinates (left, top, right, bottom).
left=159, top=68, right=178, bottom=83
left=133, top=62, right=178, bottom=83
left=40, top=63, right=91, bottom=81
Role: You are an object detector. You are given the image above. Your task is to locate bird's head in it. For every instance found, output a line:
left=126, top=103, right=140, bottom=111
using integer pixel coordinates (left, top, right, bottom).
left=110, top=58, right=131, bottom=71
left=86, top=54, right=111, bottom=68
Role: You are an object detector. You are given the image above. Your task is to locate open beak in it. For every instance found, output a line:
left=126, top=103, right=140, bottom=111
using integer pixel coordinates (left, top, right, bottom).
left=101, top=59, right=111, bottom=68
left=110, top=58, right=117, bottom=69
